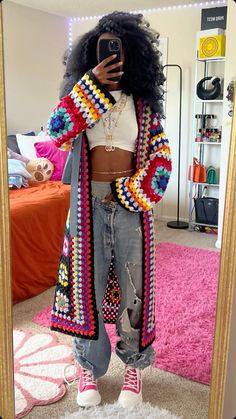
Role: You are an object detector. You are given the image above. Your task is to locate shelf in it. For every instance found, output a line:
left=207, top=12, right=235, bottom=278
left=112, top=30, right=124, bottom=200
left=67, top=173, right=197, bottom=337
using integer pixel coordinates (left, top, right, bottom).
left=189, top=51, right=223, bottom=231
left=196, top=99, right=224, bottom=103
left=189, top=221, right=218, bottom=228
left=190, top=182, right=219, bottom=187
left=196, top=57, right=225, bottom=62
left=194, top=141, right=221, bottom=145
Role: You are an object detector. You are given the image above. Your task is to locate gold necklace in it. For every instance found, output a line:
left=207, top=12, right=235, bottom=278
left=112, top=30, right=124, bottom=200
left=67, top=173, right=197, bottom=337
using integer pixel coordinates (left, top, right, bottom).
left=102, top=93, right=127, bottom=152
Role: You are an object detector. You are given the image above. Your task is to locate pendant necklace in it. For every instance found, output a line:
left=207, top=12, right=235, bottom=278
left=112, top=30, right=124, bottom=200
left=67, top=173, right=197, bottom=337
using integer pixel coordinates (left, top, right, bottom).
left=102, top=93, right=127, bottom=152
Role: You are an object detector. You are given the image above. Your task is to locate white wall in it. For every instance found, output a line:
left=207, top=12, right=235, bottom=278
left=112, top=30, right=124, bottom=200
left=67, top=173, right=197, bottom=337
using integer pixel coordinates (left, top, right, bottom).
left=3, top=3, right=230, bottom=227
left=147, top=9, right=202, bottom=222
left=2, top=1, right=67, bottom=134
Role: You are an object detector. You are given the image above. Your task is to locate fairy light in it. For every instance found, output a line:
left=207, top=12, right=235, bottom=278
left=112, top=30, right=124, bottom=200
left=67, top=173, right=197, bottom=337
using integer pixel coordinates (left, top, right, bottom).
left=68, top=0, right=227, bottom=50
left=68, top=19, right=73, bottom=48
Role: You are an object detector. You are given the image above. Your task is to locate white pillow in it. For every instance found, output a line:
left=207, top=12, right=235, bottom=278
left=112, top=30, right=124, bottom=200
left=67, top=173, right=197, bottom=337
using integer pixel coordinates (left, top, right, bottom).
left=16, top=134, right=50, bottom=160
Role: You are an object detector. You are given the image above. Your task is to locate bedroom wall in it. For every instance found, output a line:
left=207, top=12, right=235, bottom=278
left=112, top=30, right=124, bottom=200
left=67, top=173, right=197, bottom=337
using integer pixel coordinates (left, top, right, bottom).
left=2, top=3, right=230, bottom=228
left=71, top=8, right=203, bottom=221
left=146, top=9, right=202, bottom=222
left=2, top=1, right=67, bottom=134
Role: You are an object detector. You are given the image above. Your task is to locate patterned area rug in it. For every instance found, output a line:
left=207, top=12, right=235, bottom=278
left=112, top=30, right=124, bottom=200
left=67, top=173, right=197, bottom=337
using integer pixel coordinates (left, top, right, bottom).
left=33, top=242, right=220, bottom=385
left=60, top=401, right=183, bottom=418
left=14, top=330, right=79, bottom=418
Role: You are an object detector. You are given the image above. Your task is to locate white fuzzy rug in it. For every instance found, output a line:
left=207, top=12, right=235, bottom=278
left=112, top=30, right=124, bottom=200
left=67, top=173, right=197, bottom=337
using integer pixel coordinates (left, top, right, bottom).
left=61, top=401, right=183, bottom=419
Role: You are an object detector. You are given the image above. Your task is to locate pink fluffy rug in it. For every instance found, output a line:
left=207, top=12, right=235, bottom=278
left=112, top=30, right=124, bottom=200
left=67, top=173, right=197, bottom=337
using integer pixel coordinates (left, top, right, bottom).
left=32, top=242, right=220, bottom=385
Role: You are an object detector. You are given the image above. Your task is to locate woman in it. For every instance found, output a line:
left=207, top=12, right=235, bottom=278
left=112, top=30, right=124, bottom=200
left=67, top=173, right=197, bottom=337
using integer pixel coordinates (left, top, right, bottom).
left=48, top=11, right=172, bottom=409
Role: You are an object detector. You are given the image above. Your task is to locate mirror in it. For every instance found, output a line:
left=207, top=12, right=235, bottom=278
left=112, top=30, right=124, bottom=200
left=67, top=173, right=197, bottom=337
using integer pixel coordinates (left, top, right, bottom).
left=1, top=1, right=236, bottom=418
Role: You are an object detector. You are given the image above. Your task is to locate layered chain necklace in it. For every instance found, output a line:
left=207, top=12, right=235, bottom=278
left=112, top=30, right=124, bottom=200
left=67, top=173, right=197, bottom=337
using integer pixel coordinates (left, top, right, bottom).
left=102, top=92, right=127, bottom=152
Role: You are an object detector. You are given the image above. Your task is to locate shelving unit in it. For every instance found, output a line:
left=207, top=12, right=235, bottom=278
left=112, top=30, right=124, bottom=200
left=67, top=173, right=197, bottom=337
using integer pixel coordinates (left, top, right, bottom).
left=194, top=142, right=221, bottom=145
left=196, top=99, right=224, bottom=103
left=192, top=182, right=220, bottom=186
left=188, top=55, right=225, bottom=231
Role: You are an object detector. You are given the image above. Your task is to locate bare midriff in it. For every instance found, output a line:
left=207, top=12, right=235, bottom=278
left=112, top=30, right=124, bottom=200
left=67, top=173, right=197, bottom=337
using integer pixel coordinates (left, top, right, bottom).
left=90, top=145, right=136, bottom=182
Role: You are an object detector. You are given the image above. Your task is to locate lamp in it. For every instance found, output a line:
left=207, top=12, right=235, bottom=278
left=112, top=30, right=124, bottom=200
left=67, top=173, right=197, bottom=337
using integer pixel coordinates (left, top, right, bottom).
left=163, top=64, right=188, bottom=229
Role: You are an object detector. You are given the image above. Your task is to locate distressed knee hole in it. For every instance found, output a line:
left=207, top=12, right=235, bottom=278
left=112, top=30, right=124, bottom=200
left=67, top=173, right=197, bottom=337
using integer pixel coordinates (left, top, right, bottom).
left=125, top=262, right=142, bottom=301
left=118, top=306, right=142, bottom=332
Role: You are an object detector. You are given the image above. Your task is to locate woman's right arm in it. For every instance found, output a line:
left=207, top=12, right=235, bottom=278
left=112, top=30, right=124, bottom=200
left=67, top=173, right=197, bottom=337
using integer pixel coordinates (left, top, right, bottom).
left=47, top=56, right=123, bottom=150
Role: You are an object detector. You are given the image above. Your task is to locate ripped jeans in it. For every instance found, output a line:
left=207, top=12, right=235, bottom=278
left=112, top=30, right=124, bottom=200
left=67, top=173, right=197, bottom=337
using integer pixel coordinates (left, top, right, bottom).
left=73, top=181, right=155, bottom=379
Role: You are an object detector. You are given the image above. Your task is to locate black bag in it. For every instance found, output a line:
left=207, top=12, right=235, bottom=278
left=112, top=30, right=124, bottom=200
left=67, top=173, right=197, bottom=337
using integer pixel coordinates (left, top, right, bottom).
left=194, top=197, right=219, bottom=226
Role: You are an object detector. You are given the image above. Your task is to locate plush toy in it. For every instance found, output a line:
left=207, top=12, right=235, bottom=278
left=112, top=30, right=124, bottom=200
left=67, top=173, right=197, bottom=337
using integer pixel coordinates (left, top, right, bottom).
left=26, top=158, right=54, bottom=183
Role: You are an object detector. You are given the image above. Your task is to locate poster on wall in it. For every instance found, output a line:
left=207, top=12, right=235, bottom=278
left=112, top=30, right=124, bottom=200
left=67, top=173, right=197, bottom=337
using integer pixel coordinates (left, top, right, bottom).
left=201, top=7, right=227, bottom=30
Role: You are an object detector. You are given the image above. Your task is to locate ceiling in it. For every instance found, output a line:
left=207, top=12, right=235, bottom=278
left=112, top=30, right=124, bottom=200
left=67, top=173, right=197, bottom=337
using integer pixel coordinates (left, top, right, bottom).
left=8, top=0, right=216, bottom=18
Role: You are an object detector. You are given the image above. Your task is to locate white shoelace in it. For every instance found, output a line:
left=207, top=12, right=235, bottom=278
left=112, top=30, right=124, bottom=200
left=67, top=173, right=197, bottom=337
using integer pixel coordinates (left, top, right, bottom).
left=63, top=362, right=78, bottom=386
left=63, top=364, right=96, bottom=387
left=82, top=368, right=96, bottom=386
left=123, top=368, right=140, bottom=391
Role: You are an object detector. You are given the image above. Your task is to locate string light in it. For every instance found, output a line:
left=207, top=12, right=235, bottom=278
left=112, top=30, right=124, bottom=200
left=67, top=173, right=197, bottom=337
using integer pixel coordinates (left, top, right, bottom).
left=68, top=0, right=227, bottom=50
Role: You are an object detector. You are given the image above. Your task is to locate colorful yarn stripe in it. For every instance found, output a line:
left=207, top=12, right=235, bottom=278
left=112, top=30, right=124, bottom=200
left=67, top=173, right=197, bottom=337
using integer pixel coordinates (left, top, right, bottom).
left=46, top=71, right=115, bottom=151
left=49, top=77, right=172, bottom=352
left=111, top=114, right=172, bottom=212
left=51, top=137, right=98, bottom=338
left=140, top=211, right=156, bottom=348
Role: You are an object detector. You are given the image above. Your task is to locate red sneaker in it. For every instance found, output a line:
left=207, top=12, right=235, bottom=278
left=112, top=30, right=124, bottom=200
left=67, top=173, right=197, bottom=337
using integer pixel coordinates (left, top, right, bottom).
left=77, top=367, right=101, bottom=407
left=118, top=366, right=142, bottom=408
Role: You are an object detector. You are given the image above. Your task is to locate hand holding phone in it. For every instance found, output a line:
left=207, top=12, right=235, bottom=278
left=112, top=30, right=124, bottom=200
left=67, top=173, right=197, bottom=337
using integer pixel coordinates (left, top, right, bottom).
left=98, top=38, right=122, bottom=81
left=92, top=55, right=123, bottom=86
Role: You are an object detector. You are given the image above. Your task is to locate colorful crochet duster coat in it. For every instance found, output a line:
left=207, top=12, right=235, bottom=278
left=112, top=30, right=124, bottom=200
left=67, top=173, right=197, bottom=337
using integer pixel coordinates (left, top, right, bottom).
left=48, top=70, right=172, bottom=352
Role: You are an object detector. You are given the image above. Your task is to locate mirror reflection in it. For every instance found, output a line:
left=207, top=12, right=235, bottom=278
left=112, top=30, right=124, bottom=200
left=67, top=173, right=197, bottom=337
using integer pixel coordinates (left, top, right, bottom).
left=2, top=0, right=234, bottom=418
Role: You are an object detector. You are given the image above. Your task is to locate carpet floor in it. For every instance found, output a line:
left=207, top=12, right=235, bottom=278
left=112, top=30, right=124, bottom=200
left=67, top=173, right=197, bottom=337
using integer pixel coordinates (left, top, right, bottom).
left=60, top=401, right=183, bottom=418
left=33, top=242, right=219, bottom=385
left=13, top=221, right=217, bottom=418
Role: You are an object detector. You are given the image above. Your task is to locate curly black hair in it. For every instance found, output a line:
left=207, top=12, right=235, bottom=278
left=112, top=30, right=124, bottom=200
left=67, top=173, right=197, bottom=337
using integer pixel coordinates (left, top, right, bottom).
left=60, top=11, right=165, bottom=116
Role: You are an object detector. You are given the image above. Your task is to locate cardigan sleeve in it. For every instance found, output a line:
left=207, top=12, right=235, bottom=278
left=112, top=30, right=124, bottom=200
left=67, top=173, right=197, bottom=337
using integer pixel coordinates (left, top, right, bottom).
left=46, top=70, right=116, bottom=150
left=111, top=114, right=172, bottom=212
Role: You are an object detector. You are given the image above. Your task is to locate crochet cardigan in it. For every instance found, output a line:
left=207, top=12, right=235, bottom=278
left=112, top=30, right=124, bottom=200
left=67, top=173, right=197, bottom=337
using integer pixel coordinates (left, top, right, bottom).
left=48, top=70, right=172, bottom=352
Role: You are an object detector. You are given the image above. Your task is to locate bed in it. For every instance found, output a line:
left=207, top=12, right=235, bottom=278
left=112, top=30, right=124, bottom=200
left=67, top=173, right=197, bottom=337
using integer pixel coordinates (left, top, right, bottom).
left=10, top=181, right=70, bottom=304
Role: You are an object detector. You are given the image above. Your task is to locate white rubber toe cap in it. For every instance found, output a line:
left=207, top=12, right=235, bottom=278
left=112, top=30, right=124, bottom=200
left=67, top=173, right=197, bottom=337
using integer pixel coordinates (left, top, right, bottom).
left=118, top=390, right=143, bottom=408
left=77, top=389, right=101, bottom=407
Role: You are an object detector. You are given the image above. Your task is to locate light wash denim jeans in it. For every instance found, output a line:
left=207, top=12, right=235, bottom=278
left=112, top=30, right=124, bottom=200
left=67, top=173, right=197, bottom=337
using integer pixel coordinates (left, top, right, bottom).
left=73, top=180, right=155, bottom=379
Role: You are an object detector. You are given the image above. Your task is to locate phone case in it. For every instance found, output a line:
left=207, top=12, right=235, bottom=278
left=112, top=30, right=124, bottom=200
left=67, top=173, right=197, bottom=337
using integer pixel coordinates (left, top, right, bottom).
left=98, top=38, right=122, bottom=82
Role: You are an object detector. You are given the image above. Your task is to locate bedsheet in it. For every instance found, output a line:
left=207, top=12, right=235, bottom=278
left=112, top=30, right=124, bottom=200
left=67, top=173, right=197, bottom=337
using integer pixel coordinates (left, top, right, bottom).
left=9, top=181, right=70, bottom=304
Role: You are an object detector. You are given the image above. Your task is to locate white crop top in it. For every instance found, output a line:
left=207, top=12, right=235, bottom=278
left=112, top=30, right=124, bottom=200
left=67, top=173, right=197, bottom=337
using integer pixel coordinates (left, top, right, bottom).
left=86, top=90, right=138, bottom=153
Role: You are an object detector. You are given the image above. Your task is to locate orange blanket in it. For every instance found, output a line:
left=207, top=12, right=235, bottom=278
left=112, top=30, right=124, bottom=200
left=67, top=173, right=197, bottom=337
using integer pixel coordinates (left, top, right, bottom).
left=10, top=181, right=70, bottom=304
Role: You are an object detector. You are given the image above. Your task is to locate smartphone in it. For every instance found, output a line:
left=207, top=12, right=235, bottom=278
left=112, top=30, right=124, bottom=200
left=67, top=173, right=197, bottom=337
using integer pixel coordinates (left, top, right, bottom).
left=98, top=38, right=122, bottom=82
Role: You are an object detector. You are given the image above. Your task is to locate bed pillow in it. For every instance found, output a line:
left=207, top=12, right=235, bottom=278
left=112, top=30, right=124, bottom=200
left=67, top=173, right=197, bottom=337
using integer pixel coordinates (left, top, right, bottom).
left=34, top=140, right=69, bottom=181
left=7, top=148, right=30, bottom=164
left=7, top=131, right=35, bottom=154
left=16, top=134, right=49, bottom=160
